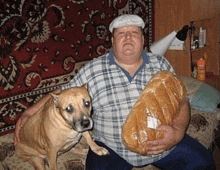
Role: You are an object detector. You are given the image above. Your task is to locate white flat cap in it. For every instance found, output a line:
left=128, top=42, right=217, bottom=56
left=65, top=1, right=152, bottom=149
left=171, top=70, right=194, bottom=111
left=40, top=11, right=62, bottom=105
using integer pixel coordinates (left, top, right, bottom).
left=109, top=14, right=145, bottom=33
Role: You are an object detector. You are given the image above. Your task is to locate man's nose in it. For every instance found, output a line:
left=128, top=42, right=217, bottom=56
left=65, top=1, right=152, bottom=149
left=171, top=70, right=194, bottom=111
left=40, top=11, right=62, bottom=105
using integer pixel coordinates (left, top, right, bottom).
left=125, top=31, right=131, bottom=38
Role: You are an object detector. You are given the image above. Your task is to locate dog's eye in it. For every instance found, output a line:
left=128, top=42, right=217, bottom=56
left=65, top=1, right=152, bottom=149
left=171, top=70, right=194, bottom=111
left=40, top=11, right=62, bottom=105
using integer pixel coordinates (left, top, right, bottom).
left=84, top=100, right=90, bottom=108
left=65, top=105, right=74, bottom=113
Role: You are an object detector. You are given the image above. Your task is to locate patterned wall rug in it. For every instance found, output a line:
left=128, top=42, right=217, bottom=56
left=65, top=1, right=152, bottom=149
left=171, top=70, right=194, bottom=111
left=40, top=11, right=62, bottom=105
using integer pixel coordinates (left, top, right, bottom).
left=0, top=0, right=154, bottom=136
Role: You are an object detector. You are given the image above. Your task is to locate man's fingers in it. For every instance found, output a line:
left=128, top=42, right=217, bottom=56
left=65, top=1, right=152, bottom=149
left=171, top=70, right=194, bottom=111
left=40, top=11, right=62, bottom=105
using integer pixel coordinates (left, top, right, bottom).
left=14, top=131, right=20, bottom=147
left=14, top=119, right=22, bottom=147
left=147, top=149, right=165, bottom=155
left=14, top=137, right=17, bottom=146
left=147, top=144, right=165, bottom=152
left=141, top=144, right=165, bottom=155
left=14, top=131, right=20, bottom=142
left=14, top=114, right=31, bottom=147
left=147, top=138, right=165, bottom=147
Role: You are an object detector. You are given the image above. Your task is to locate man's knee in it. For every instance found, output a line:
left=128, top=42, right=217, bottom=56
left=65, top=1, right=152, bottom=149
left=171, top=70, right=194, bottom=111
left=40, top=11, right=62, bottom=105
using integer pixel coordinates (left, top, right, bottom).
left=192, top=149, right=216, bottom=170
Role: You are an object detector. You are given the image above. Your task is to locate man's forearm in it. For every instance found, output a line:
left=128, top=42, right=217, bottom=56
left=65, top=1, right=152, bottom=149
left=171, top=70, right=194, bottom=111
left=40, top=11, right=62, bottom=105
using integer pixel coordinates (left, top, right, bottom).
left=23, top=88, right=61, bottom=117
left=172, top=99, right=191, bottom=140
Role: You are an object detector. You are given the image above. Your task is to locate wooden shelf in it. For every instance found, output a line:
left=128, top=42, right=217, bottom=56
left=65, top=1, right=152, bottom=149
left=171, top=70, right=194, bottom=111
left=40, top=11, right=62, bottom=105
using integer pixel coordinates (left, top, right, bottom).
left=190, top=17, right=219, bottom=75
left=191, top=45, right=209, bottom=52
left=154, top=0, right=220, bottom=77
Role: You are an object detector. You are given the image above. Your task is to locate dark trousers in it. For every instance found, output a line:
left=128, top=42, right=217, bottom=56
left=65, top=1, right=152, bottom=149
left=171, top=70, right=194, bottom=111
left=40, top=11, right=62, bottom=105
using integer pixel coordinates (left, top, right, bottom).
left=85, top=135, right=216, bottom=170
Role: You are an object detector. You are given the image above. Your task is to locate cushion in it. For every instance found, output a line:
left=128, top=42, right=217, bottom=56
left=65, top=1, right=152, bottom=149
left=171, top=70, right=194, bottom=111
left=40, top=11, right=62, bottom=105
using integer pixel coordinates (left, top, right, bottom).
left=180, top=76, right=220, bottom=112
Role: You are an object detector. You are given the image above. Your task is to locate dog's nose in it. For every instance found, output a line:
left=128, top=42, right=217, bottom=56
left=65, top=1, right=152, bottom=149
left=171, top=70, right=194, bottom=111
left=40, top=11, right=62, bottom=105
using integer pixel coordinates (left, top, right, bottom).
left=74, top=115, right=93, bottom=132
left=81, top=116, right=91, bottom=128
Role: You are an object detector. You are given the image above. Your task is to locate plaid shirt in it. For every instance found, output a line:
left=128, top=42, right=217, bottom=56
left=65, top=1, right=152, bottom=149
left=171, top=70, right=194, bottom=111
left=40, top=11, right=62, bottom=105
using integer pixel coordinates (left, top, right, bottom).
left=61, top=49, right=175, bottom=166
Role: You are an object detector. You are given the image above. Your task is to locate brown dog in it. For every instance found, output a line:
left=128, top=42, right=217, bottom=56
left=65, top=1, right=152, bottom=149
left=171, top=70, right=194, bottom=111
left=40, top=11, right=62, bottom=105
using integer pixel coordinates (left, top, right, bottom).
left=16, top=85, right=108, bottom=170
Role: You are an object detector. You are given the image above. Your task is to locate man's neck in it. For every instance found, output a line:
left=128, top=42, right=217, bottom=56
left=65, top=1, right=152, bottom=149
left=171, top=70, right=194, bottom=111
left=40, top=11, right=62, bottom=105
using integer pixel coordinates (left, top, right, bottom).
left=114, top=56, right=143, bottom=76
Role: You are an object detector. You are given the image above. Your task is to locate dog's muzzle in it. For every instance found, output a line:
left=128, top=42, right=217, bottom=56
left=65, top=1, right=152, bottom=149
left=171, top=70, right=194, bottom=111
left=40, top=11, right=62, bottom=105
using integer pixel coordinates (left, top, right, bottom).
left=73, top=115, right=93, bottom=132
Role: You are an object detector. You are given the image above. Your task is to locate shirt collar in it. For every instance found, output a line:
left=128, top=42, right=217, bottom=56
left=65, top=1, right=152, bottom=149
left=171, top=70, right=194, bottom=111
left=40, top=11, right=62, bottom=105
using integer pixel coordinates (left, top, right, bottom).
left=109, top=48, right=149, bottom=65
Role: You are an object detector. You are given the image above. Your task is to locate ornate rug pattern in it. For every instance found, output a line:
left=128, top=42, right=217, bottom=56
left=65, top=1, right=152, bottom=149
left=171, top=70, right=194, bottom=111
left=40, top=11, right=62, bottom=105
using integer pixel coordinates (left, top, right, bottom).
left=0, top=0, right=154, bottom=136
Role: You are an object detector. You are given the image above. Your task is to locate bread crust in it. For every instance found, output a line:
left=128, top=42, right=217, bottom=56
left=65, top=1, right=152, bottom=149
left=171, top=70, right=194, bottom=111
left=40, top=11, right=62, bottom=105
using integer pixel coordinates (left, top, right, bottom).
left=122, top=71, right=186, bottom=155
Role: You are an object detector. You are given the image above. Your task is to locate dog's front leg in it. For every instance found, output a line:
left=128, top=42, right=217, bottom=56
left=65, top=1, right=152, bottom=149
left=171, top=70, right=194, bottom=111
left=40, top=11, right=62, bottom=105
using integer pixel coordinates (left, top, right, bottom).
left=47, top=149, right=58, bottom=170
left=83, top=131, right=109, bottom=156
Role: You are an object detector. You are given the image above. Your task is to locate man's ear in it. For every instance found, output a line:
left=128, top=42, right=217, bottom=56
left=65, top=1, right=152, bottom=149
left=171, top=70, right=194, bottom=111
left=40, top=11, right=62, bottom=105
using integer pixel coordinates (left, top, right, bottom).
left=111, top=36, right=114, bottom=44
left=50, top=93, right=59, bottom=107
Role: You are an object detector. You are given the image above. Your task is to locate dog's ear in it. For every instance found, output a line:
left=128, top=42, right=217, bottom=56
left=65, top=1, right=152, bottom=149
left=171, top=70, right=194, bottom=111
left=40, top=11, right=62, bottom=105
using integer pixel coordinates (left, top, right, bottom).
left=49, top=93, right=59, bottom=106
left=82, top=84, right=88, bottom=90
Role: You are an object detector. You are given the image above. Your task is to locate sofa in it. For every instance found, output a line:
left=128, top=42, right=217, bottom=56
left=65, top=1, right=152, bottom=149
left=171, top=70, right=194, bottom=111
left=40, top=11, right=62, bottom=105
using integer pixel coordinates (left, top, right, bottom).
left=1, top=1, right=220, bottom=169
left=0, top=61, right=220, bottom=170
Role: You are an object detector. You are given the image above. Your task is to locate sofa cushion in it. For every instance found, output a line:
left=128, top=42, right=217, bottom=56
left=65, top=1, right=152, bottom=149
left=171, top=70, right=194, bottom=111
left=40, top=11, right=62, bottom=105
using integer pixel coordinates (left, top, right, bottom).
left=180, top=76, right=220, bottom=112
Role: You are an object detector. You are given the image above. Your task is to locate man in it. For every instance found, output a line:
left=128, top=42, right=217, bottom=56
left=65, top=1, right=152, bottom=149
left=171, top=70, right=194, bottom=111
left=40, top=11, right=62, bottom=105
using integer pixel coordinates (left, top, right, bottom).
left=14, top=14, right=215, bottom=170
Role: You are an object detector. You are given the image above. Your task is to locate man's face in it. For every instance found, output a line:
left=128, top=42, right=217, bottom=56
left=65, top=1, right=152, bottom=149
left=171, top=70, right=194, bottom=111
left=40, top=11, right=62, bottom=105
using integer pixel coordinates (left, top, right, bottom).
left=112, top=25, right=144, bottom=60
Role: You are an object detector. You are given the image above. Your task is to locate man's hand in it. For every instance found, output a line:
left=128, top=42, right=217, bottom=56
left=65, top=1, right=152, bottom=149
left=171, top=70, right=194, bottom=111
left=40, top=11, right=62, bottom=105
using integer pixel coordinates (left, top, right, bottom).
left=144, top=125, right=184, bottom=155
left=143, top=99, right=190, bottom=155
left=13, top=89, right=61, bottom=147
left=14, top=112, right=31, bottom=147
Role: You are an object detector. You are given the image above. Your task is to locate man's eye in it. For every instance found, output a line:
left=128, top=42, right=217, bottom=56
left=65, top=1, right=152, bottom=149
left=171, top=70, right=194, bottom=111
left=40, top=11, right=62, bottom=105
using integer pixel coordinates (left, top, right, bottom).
left=118, top=32, right=125, bottom=35
left=132, top=31, right=139, bottom=35
left=65, top=105, right=74, bottom=113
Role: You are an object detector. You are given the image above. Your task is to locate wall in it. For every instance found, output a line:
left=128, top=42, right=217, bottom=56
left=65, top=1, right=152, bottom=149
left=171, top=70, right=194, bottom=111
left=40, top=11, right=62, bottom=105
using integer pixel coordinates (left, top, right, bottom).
left=154, top=0, right=220, bottom=76
left=190, top=0, right=220, bottom=21
left=0, top=0, right=154, bottom=136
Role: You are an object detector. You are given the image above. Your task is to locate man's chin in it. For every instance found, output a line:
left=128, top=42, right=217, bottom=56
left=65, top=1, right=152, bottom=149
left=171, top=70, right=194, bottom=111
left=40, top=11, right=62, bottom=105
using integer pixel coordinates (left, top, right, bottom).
left=122, top=46, right=135, bottom=53
left=122, top=51, right=135, bottom=56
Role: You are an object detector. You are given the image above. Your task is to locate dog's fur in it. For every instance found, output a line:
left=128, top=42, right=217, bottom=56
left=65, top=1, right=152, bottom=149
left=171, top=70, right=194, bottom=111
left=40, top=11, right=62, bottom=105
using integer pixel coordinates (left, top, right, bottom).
left=16, top=85, right=108, bottom=170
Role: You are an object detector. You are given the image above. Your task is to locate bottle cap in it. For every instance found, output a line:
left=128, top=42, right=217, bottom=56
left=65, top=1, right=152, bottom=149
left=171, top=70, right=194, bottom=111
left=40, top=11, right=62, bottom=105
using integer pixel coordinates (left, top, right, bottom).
left=197, top=58, right=205, bottom=65
left=200, top=27, right=203, bottom=32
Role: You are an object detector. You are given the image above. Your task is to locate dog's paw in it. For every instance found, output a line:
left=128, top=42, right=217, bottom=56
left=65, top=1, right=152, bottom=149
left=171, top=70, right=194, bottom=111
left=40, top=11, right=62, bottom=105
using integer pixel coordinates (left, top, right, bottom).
left=92, top=146, right=109, bottom=156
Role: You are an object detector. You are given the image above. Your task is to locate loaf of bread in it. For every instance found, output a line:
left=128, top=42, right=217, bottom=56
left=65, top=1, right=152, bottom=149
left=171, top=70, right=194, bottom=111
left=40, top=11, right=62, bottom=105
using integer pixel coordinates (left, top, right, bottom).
left=122, top=71, right=186, bottom=155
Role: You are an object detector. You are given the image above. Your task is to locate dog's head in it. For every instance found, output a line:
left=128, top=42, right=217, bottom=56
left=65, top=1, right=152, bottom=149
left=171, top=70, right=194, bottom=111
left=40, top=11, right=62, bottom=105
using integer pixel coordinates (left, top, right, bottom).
left=50, top=84, right=93, bottom=132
